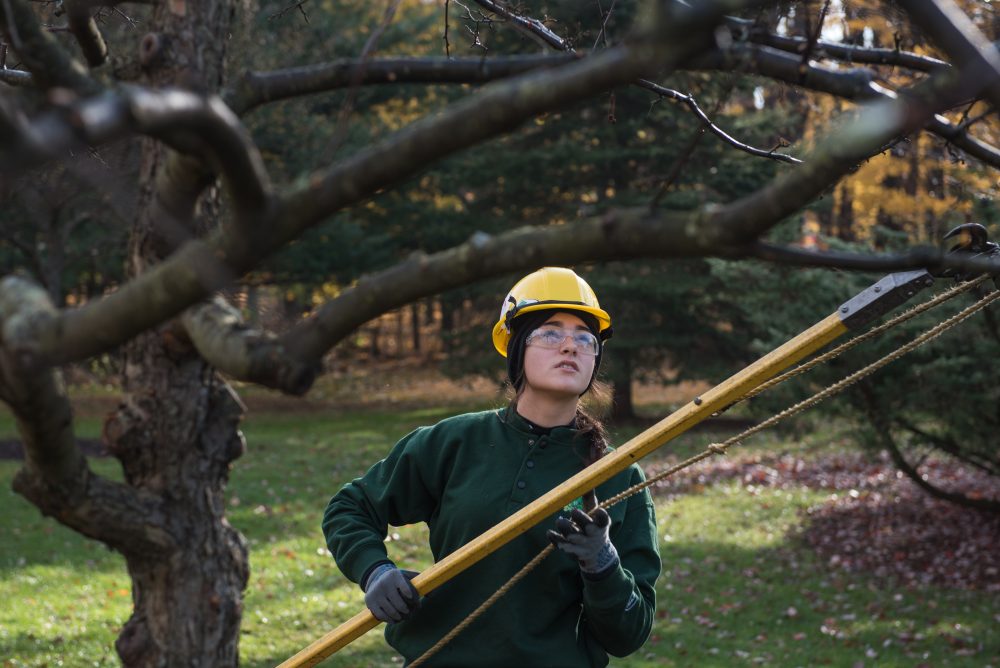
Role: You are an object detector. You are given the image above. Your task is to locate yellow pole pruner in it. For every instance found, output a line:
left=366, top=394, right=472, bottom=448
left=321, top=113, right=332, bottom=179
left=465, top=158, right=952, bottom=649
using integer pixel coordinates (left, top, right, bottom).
left=280, top=225, right=999, bottom=667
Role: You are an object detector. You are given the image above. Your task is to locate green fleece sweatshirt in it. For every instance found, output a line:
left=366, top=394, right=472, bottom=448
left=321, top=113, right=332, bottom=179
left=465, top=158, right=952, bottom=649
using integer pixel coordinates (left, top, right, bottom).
left=322, top=408, right=660, bottom=667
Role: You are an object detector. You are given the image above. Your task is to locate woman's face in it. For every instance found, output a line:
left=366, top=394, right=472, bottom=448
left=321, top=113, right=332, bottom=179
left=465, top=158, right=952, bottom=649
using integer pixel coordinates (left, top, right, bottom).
left=521, top=312, right=597, bottom=399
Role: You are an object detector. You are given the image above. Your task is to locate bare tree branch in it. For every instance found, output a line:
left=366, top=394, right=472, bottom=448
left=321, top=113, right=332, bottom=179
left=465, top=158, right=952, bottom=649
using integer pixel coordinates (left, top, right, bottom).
left=268, top=0, right=311, bottom=23
left=898, top=0, right=1000, bottom=112
left=468, top=0, right=798, bottom=163
left=861, top=383, right=1000, bottom=513
left=743, top=240, right=1000, bottom=278
left=0, top=275, right=174, bottom=555
left=0, top=65, right=30, bottom=84
left=470, top=0, right=568, bottom=50
left=321, top=0, right=404, bottom=163
left=63, top=0, right=108, bottom=66
left=275, top=209, right=1000, bottom=367
left=226, top=55, right=577, bottom=115
left=14, top=1, right=746, bottom=366
left=724, top=15, right=950, bottom=73
left=639, top=78, right=801, bottom=164
left=0, top=86, right=271, bottom=219
left=0, top=0, right=98, bottom=93
left=709, top=78, right=977, bottom=245
left=691, top=43, right=1000, bottom=170
left=800, top=0, right=832, bottom=72
left=181, top=296, right=317, bottom=395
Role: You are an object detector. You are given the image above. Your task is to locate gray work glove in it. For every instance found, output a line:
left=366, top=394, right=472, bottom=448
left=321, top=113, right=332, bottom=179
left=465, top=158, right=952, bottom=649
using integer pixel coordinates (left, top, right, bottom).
left=362, top=563, right=421, bottom=623
left=547, top=506, right=619, bottom=577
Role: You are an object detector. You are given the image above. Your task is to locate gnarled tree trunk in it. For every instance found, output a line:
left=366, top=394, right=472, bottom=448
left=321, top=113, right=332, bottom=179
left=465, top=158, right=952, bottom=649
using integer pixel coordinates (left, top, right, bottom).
left=103, top=2, right=250, bottom=664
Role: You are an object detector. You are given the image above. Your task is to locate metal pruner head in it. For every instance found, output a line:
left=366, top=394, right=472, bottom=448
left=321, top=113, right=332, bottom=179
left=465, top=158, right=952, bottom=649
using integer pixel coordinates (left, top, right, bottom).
left=943, top=223, right=997, bottom=254
left=939, top=222, right=999, bottom=283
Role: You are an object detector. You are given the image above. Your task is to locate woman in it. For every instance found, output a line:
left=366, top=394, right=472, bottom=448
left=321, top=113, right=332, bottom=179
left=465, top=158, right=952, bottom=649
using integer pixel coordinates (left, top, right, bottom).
left=323, top=267, right=660, bottom=667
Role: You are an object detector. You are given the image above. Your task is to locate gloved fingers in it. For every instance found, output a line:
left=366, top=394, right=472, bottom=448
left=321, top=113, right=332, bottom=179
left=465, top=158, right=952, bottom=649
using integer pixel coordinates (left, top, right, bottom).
left=569, top=508, right=595, bottom=528
left=547, top=528, right=571, bottom=546
left=583, top=489, right=599, bottom=512
left=399, top=569, right=420, bottom=581
left=554, top=516, right=580, bottom=537
left=386, top=570, right=420, bottom=608
left=373, top=602, right=403, bottom=623
left=569, top=507, right=611, bottom=535
left=366, top=568, right=421, bottom=623
left=549, top=535, right=590, bottom=560
left=558, top=532, right=592, bottom=547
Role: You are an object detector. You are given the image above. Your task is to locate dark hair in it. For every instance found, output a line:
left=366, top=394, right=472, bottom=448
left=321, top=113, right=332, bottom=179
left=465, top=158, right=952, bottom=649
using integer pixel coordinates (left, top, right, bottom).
left=505, top=309, right=604, bottom=394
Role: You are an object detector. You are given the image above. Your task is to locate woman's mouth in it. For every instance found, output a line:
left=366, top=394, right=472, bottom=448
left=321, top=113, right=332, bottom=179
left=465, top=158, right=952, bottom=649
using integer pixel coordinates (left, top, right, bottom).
left=555, top=361, right=579, bottom=372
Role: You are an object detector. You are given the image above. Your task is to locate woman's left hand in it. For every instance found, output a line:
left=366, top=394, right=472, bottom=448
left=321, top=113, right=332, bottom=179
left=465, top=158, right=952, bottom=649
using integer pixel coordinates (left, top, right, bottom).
left=547, top=507, right=619, bottom=576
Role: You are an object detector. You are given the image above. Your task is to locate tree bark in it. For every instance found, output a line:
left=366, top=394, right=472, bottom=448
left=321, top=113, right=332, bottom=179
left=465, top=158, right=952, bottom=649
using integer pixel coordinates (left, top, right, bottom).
left=610, top=348, right=635, bottom=421
left=410, top=302, right=421, bottom=354
left=104, top=1, right=251, bottom=665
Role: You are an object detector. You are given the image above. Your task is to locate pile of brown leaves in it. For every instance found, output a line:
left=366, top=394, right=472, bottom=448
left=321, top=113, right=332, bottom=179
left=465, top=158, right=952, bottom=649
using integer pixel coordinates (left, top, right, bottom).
left=648, top=451, right=1000, bottom=591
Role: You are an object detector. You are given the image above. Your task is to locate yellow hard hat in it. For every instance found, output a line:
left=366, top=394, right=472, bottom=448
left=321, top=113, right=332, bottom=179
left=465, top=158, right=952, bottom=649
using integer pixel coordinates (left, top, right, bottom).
left=492, top=267, right=612, bottom=357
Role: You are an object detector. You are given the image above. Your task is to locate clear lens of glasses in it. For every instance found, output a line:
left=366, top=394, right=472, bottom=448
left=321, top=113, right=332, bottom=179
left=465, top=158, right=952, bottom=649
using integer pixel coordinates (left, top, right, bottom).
left=525, top=327, right=599, bottom=355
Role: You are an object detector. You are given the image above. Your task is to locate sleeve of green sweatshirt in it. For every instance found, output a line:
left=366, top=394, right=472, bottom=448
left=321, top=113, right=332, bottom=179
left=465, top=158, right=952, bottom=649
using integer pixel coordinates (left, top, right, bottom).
left=322, top=427, right=445, bottom=585
left=581, top=466, right=660, bottom=657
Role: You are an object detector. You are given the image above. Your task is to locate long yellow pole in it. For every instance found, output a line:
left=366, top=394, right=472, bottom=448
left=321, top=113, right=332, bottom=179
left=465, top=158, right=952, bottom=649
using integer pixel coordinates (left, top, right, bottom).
left=278, top=310, right=849, bottom=667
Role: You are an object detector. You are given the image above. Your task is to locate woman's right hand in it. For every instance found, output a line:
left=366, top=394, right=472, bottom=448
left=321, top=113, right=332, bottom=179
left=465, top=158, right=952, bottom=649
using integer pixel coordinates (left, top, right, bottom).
left=363, top=563, right=421, bottom=623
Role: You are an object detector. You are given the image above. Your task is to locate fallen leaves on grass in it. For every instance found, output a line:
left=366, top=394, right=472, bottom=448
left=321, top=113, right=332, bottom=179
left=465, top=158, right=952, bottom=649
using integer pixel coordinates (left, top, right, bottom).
left=648, top=452, right=1000, bottom=591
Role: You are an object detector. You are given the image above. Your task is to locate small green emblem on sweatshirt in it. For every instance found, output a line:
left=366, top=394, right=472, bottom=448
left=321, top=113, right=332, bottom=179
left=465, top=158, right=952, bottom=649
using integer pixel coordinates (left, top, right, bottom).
left=562, top=496, right=585, bottom=513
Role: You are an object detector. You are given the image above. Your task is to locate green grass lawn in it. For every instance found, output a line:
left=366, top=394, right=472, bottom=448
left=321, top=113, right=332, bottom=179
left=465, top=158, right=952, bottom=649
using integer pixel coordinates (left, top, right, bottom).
left=1, top=406, right=997, bottom=667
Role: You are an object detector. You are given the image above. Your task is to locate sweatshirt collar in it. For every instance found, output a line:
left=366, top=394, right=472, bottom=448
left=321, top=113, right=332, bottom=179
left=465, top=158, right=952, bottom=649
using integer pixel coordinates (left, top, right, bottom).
left=499, top=408, right=583, bottom=446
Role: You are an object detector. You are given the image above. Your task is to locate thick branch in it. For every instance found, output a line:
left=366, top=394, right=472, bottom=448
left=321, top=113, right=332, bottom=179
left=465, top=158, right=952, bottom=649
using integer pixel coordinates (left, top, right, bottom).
left=276, top=213, right=1000, bottom=365
left=0, top=276, right=172, bottom=554
left=181, top=297, right=316, bottom=395
left=0, top=87, right=270, bottom=220
left=0, top=0, right=97, bottom=93
left=744, top=241, right=1000, bottom=278
left=226, top=55, right=577, bottom=115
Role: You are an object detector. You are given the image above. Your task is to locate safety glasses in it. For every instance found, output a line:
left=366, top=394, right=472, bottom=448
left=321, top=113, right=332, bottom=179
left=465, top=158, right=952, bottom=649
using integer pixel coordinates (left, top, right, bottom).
left=525, top=326, right=600, bottom=356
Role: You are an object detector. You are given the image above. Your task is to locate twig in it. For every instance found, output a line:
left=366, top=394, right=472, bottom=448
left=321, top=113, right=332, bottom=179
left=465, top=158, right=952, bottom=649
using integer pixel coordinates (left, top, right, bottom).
left=799, top=0, right=831, bottom=77
left=591, top=0, right=616, bottom=51
left=443, top=0, right=451, bottom=57
left=639, top=78, right=802, bottom=164
left=466, top=0, right=799, bottom=164
left=650, top=81, right=734, bottom=208
left=268, top=0, right=310, bottom=22
left=691, top=43, right=1000, bottom=170
left=323, top=0, right=403, bottom=162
